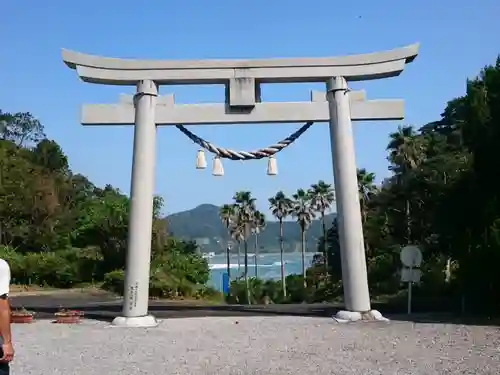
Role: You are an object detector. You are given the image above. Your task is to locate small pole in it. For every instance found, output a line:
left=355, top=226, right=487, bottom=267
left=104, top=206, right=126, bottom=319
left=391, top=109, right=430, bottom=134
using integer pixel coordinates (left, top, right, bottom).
left=237, top=242, right=241, bottom=273
left=226, top=243, right=231, bottom=280
left=254, top=253, right=258, bottom=278
left=407, top=265, right=413, bottom=315
left=254, top=233, right=259, bottom=278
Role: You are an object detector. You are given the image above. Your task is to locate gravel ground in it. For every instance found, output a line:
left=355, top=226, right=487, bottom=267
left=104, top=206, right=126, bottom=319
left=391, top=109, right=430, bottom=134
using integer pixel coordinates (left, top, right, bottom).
left=10, top=316, right=500, bottom=375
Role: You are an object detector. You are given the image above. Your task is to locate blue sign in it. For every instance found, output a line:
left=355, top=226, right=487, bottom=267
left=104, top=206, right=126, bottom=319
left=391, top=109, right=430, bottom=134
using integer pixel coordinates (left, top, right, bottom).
left=222, top=272, right=230, bottom=295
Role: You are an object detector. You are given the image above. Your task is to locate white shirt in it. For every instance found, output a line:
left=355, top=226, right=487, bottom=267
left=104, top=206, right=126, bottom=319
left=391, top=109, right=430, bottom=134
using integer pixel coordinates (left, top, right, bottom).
left=0, top=259, right=9, bottom=347
left=0, top=259, right=11, bottom=296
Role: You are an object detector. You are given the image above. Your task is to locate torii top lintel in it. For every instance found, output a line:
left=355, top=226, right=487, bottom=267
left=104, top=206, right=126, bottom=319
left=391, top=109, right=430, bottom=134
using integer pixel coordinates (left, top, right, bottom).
left=62, top=43, right=419, bottom=86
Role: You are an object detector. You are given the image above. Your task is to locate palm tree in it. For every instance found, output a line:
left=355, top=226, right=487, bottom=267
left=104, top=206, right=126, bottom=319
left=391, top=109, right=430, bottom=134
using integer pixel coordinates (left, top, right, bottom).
left=269, top=191, right=293, bottom=297
left=232, top=191, right=257, bottom=304
left=219, top=204, right=235, bottom=278
left=291, top=188, right=315, bottom=287
left=220, top=204, right=234, bottom=231
left=357, top=169, right=377, bottom=206
left=387, top=126, right=426, bottom=174
left=308, top=181, right=335, bottom=274
left=251, top=210, right=266, bottom=278
left=356, top=169, right=377, bottom=255
left=229, top=220, right=244, bottom=274
left=387, top=126, right=427, bottom=244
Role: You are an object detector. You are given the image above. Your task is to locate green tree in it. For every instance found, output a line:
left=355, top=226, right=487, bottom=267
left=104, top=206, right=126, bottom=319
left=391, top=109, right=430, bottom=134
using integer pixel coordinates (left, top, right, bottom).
left=269, top=191, right=293, bottom=297
left=251, top=210, right=266, bottom=277
left=220, top=204, right=235, bottom=233
left=73, top=188, right=130, bottom=275
left=387, top=126, right=427, bottom=245
left=229, top=220, right=243, bottom=273
left=220, top=203, right=236, bottom=278
left=291, top=189, right=315, bottom=287
left=0, top=110, right=218, bottom=298
left=231, top=191, right=257, bottom=304
left=0, top=111, right=45, bottom=146
left=356, top=169, right=377, bottom=255
left=308, top=181, right=335, bottom=273
left=31, top=139, right=69, bottom=173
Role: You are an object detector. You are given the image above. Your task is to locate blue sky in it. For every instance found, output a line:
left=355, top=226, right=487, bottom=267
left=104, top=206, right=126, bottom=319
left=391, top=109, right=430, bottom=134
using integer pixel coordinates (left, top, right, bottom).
left=2, top=0, right=499, bottom=217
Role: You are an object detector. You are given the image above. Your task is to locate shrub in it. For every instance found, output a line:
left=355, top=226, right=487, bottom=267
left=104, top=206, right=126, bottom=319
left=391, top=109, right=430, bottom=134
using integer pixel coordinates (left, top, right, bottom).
left=284, top=275, right=309, bottom=303
left=0, top=246, right=25, bottom=282
left=0, top=245, right=104, bottom=288
left=152, top=249, right=210, bottom=286
left=103, top=269, right=125, bottom=295
left=194, top=286, right=224, bottom=301
left=103, top=247, right=215, bottom=300
left=227, top=275, right=320, bottom=304
left=367, top=252, right=400, bottom=295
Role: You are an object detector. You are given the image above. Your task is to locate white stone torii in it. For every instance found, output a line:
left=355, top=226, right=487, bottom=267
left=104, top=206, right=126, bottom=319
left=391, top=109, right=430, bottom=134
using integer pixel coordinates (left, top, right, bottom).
left=62, top=43, right=419, bottom=327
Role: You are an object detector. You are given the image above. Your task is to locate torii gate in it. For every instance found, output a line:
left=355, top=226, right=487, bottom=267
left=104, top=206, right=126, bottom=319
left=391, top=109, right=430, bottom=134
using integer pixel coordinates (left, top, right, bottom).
left=62, top=43, right=419, bottom=327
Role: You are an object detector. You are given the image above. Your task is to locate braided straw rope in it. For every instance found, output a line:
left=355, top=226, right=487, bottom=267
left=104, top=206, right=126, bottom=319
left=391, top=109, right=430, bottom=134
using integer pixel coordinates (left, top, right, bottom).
left=175, top=122, right=313, bottom=160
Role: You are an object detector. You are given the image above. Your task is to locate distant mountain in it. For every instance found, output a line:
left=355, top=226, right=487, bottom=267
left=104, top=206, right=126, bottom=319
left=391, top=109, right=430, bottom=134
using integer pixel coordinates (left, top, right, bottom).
left=165, top=204, right=336, bottom=253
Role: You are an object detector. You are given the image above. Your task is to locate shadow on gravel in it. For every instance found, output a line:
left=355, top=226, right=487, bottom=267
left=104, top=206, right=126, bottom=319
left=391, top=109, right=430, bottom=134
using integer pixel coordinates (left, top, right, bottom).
left=10, top=295, right=499, bottom=327
left=387, top=313, right=500, bottom=327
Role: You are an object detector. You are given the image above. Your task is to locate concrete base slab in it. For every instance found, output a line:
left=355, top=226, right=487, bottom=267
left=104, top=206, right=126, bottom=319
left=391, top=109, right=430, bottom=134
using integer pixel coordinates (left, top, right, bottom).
left=333, top=310, right=390, bottom=323
left=111, top=315, right=158, bottom=328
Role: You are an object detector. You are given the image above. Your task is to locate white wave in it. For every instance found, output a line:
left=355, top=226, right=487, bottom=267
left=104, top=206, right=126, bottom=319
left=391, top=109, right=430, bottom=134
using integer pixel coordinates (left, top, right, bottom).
left=209, top=263, right=241, bottom=270
left=210, top=262, right=287, bottom=270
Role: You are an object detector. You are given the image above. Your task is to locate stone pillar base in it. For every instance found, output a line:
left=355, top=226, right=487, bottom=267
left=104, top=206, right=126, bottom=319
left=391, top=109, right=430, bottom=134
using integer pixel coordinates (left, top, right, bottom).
left=111, top=315, right=158, bottom=328
left=333, top=310, right=389, bottom=323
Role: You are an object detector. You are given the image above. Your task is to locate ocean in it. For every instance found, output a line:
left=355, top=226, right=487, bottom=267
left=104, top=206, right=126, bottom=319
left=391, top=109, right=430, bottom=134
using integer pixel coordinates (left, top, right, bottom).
left=208, top=252, right=319, bottom=290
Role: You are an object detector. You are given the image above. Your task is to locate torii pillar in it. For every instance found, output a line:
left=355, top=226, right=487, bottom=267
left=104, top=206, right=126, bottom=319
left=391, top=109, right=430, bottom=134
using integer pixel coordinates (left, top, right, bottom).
left=327, top=76, right=371, bottom=315
left=62, top=43, right=419, bottom=326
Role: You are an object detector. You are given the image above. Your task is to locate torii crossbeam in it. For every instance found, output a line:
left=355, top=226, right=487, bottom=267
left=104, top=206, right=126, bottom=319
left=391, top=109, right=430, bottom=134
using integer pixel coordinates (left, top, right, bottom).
left=81, top=91, right=404, bottom=125
left=62, top=43, right=419, bottom=327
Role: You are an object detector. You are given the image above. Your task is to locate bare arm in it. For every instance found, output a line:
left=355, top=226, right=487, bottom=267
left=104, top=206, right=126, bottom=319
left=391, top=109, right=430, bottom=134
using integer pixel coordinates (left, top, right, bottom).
left=0, top=259, right=13, bottom=362
left=0, top=299, right=11, bottom=346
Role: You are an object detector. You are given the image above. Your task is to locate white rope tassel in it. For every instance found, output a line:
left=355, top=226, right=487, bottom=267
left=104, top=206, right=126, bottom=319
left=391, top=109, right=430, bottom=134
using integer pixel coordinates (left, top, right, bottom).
left=196, top=149, right=207, bottom=169
left=212, top=156, right=224, bottom=176
left=267, top=155, right=278, bottom=176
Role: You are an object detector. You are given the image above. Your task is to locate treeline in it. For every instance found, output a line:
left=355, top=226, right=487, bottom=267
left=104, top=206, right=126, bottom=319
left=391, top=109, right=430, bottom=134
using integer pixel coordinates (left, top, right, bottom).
left=229, top=57, right=500, bottom=314
left=166, top=204, right=335, bottom=254
left=0, top=111, right=218, bottom=299
left=219, top=183, right=335, bottom=302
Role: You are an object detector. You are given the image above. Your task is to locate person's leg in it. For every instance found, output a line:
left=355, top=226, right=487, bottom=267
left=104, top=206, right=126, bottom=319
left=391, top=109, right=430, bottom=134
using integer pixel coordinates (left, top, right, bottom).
left=0, top=363, right=9, bottom=375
